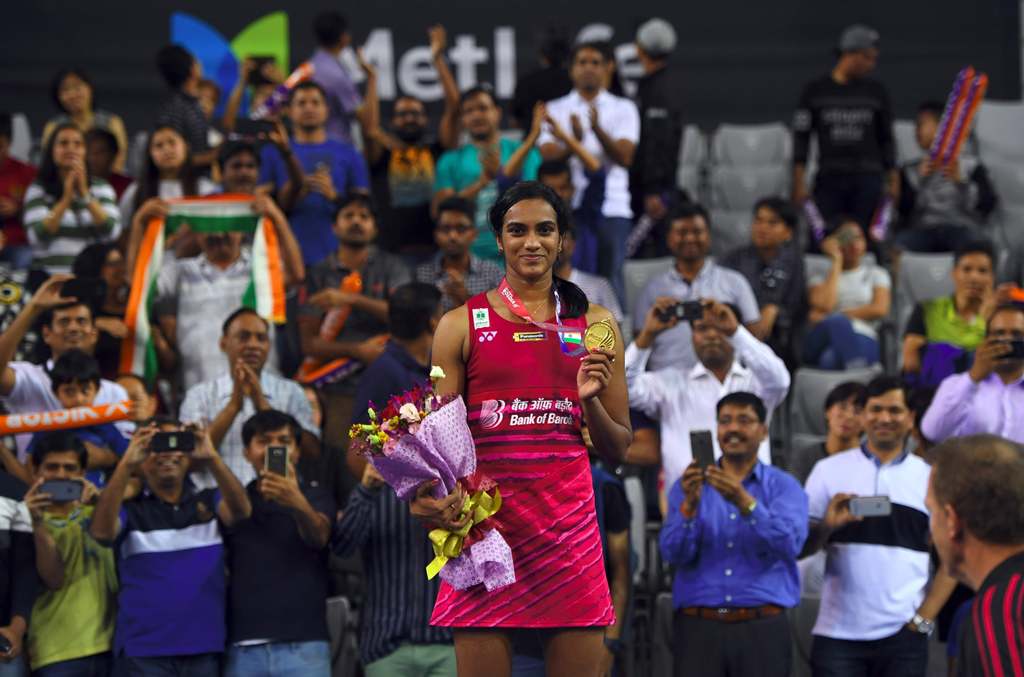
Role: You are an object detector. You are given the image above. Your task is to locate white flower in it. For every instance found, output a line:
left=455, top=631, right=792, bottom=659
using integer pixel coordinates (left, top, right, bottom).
left=430, top=365, right=446, bottom=381
left=399, top=402, right=421, bottom=424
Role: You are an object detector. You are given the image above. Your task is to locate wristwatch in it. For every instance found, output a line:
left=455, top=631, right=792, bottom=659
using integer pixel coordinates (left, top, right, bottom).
left=741, top=498, right=758, bottom=517
left=908, top=614, right=935, bottom=636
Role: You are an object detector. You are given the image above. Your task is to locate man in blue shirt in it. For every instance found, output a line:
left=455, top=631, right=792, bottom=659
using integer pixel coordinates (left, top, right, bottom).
left=660, top=391, right=808, bottom=677
left=260, top=81, right=369, bottom=266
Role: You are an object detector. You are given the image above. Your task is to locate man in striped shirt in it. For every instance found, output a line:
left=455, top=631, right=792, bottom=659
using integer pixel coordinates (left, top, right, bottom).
left=927, top=434, right=1024, bottom=677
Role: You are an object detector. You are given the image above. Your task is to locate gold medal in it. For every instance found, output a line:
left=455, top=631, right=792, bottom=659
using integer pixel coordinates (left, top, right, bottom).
left=583, top=319, right=616, bottom=353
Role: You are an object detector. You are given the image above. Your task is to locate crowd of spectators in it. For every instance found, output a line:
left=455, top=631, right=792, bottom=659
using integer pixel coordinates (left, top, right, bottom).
left=0, top=9, right=1021, bottom=677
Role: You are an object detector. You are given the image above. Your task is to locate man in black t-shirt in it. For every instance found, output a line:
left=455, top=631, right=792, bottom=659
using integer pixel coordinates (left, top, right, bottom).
left=223, top=410, right=335, bottom=677
left=927, top=434, right=1024, bottom=677
left=792, top=25, right=897, bottom=249
left=361, top=26, right=460, bottom=258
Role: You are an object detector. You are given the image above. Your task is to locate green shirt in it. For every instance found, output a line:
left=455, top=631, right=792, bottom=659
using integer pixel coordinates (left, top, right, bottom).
left=27, top=505, right=117, bottom=670
left=906, top=295, right=986, bottom=350
left=434, top=137, right=542, bottom=261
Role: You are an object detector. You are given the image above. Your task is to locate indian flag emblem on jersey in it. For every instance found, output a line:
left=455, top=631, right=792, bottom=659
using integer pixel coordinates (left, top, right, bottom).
left=561, top=331, right=583, bottom=345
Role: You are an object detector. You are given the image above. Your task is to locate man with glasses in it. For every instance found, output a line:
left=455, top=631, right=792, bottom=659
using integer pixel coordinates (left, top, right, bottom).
left=414, top=196, right=503, bottom=312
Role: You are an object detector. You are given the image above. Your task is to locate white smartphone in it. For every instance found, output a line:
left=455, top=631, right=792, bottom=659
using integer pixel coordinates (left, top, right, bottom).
left=849, top=495, right=892, bottom=518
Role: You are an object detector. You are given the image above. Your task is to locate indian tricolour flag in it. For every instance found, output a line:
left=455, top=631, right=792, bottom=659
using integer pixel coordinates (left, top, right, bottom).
left=120, top=195, right=286, bottom=383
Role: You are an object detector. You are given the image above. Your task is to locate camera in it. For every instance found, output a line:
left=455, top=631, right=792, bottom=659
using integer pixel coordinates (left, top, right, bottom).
left=656, top=300, right=703, bottom=323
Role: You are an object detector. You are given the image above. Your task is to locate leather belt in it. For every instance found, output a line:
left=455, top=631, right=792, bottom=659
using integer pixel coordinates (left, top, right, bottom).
left=680, top=605, right=783, bottom=623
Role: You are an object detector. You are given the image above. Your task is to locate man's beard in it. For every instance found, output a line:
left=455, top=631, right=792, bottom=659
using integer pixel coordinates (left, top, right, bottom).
left=395, top=125, right=426, bottom=144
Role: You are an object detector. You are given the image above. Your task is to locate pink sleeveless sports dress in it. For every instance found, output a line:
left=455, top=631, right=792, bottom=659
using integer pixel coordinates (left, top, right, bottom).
left=429, top=292, right=615, bottom=628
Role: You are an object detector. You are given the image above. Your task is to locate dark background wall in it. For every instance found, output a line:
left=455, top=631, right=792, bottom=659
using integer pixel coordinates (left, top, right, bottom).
left=2, top=0, right=1019, bottom=134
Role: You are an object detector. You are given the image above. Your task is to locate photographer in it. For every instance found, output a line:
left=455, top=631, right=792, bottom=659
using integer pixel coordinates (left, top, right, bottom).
left=222, top=410, right=333, bottom=677
left=625, top=298, right=789, bottom=492
left=90, top=421, right=250, bottom=676
left=23, top=431, right=115, bottom=676
left=921, top=304, right=1024, bottom=444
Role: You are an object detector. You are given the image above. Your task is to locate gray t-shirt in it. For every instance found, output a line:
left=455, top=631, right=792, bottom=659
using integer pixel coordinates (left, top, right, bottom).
left=807, top=263, right=891, bottom=339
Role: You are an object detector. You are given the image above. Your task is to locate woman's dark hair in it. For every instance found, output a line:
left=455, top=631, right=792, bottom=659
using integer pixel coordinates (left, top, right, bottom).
left=388, top=282, right=442, bottom=340
left=72, top=242, right=116, bottom=279
left=134, top=125, right=197, bottom=214
left=50, top=68, right=95, bottom=114
left=37, top=122, right=87, bottom=198
left=488, top=181, right=589, bottom=319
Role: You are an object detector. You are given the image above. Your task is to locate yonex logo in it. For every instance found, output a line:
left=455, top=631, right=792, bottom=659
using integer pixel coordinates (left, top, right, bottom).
left=479, top=331, right=498, bottom=342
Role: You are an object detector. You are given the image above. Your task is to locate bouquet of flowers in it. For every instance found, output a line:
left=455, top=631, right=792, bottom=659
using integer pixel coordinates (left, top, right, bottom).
left=349, top=367, right=515, bottom=591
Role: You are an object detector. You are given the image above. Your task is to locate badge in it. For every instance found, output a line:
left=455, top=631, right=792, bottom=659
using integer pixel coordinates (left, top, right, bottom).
left=472, top=308, right=490, bottom=329
left=513, top=331, right=546, bottom=343
left=584, top=319, right=616, bottom=353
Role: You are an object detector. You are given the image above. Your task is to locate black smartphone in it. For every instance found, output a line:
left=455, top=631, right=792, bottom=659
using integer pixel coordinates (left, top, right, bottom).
left=265, top=446, right=289, bottom=476
left=151, top=431, right=195, bottom=453
left=0, top=632, right=10, bottom=655
left=849, top=495, right=892, bottom=518
left=1005, top=339, right=1024, bottom=359
left=690, top=430, right=716, bottom=470
left=61, top=277, right=106, bottom=306
left=39, top=479, right=83, bottom=503
left=657, top=300, right=704, bottom=323
left=233, top=118, right=277, bottom=140
left=248, top=55, right=276, bottom=85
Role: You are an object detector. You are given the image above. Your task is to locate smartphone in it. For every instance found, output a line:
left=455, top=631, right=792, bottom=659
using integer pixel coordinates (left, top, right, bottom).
left=849, top=495, right=892, bottom=518
left=39, top=479, right=83, bottom=503
left=1004, top=339, right=1024, bottom=360
left=233, top=118, right=276, bottom=139
left=150, top=431, right=195, bottom=453
left=657, top=300, right=704, bottom=323
left=265, top=446, right=289, bottom=476
left=0, top=632, right=10, bottom=655
left=690, top=430, right=716, bottom=470
left=61, top=277, right=106, bottom=306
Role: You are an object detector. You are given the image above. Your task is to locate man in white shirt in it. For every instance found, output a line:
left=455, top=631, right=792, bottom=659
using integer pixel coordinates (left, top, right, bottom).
left=154, top=193, right=304, bottom=391
left=0, top=275, right=129, bottom=465
left=180, top=308, right=319, bottom=488
left=802, top=376, right=955, bottom=677
left=539, top=41, right=639, bottom=303
left=625, top=297, right=790, bottom=492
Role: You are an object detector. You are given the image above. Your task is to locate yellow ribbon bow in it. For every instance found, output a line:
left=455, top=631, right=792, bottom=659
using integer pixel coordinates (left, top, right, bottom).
left=426, top=488, right=502, bottom=580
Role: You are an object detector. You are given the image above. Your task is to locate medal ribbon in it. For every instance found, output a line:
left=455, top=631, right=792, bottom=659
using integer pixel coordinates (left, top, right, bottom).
left=496, top=278, right=585, bottom=356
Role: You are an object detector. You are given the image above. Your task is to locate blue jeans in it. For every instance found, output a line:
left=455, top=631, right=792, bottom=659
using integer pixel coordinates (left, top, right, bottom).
left=35, top=653, right=112, bottom=677
left=114, top=654, right=219, bottom=677
left=596, top=216, right=633, bottom=307
left=811, top=627, right=928, bottom=677
left=223, top=641, right=329, bottom=677
left=0, top=655, right=26, bottom=677
left=803, top=314, right=879, bottom=370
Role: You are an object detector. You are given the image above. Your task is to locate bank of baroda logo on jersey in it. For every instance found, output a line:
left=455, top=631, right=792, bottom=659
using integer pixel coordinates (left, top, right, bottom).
left=480, top=399, right=505, bottom=429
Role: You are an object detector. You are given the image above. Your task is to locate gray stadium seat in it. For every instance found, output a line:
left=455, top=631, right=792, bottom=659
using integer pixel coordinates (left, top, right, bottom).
left=677, top=165, right=703, bottom=203
left=10, top=113, right=31, bottom=164
left=623, top=257, right=673, bottom=320
left=710, top=122, right=792, bottom=167
left=893, top=119, right=921, bottom=164
left=976, top=101, right=1024, bottom=163
left=326, top=595, right=359, bottom=677
left=985, top=159, right=1024, bottom=210
left=894, top=252, right=954, bottom=336
left=623, top=476, right=647, bottom=585
left=678, top=124, right=707, bottom=168
left=709, top=209, right=751, bottom=258
left=790, top=367, right=881, bottom=437
left=708, top=166, right=789, bottom=211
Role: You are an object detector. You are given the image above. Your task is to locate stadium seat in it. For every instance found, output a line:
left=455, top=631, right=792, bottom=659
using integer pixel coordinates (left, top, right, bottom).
left=710, top=122, right=791, bottom=167
left=677, top=165, right=703, bottom=203
left=10, top=113, right=31, bottom=164
left=708, top=209, right=750, bottom=258
left=623, top=476, right=647, bottom=585
left=976, top=101, right=1024, bottom=163
left=708, top=166, right=789, bottom=211
left=985, top=159, right=1024, bottom=210
left=894, top=252, right=954, bottom=336
left=893, top=119, right=921, bottom=164
left=325, top=595, right=359, bottom=677
left=789, top=367, right=881, bottom=437
left=678, top=124, right=707, bottom=168
left=623, top=257, right=673, bottom=319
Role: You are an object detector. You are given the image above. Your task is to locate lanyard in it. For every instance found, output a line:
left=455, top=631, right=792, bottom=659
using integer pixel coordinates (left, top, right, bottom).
left=496, top=278, right=584, bottom=356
